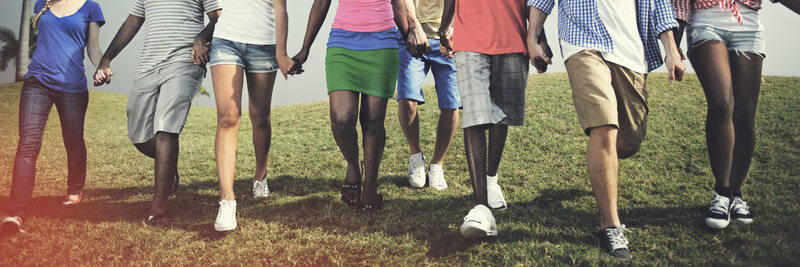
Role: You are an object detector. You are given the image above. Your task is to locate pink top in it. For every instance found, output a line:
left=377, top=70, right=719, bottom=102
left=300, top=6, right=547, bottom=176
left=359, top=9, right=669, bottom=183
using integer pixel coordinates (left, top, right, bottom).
left=332, top=0, right=396, bottom=32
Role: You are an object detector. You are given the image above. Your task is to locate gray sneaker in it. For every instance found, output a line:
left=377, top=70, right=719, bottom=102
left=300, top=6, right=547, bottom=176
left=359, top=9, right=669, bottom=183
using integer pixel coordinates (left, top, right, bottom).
left=596, top=225, right=632, bottom=260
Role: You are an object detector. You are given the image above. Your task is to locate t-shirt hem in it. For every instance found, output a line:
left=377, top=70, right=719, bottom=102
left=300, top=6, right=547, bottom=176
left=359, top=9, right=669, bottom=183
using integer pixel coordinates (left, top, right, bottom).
left=454, top=48, right=527, bottom=55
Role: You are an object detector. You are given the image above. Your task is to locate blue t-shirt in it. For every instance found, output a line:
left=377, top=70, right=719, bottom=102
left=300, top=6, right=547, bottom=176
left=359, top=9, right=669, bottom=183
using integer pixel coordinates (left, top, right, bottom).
left=326, top=28, right=401, bottom=51
left=26, top=0, right=105, bottom=93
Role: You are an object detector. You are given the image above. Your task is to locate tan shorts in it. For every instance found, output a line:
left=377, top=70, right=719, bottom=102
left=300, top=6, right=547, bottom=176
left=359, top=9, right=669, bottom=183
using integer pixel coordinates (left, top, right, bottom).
left=565, top=50, right=648, bottom=154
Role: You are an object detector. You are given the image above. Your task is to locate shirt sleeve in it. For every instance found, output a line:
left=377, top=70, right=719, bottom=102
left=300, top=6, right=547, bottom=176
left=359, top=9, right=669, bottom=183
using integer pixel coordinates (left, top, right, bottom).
left=34, top=0, right=45, bottom=14
left=87, top=2, right=106, bottom=27
left=671, top=0, right=691, bottom=22
left=653, top=0, right=680, bottom=36
left=203, top=0, right=222, bottom=13
left=130, top=0, right=145, bottom=18
left=527, top=0, right=555, bottom=15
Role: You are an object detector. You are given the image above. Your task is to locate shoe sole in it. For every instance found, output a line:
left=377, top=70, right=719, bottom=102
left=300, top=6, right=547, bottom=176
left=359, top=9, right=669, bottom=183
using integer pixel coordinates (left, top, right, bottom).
left=490, top=204, right=507, bottom=211
left=705, top=218, right=730, bottom=229
left=460, top=221, right=497, bottom=239
left=214, top=224, right=237, bottom=232
left=734, top=218, right=753, bottom=224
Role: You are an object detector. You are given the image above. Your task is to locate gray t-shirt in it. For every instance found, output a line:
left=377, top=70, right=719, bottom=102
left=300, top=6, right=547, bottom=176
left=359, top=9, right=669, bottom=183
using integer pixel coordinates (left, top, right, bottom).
left=130, top=0, right=221, bottom=78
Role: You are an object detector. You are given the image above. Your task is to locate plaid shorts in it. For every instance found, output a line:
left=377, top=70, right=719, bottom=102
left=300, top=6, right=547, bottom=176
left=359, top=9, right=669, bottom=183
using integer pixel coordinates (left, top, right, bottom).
left=455, top=52, right=529, bottom=128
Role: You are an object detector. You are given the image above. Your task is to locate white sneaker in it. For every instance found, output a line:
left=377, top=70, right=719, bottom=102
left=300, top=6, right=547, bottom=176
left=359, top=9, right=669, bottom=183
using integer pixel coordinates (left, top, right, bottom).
left=487, top=175, right=507, bottom=210
left=407, top=153, right=426, bottom=188
left=704, top=191, right=731, bottom=229
left=460, top=204, right=498, bottom=239
left=214, top=199, right=237, bottom=231
left=428, top=164, right=447, bottom=190
left=0, top=216, right=24, bottom=235
left=253, top=179, right=270, bottom=198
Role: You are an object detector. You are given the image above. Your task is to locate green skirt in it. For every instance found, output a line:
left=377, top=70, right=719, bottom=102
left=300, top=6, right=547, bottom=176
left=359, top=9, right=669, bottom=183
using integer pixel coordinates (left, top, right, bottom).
left=325, top=47, right=399, bottom=99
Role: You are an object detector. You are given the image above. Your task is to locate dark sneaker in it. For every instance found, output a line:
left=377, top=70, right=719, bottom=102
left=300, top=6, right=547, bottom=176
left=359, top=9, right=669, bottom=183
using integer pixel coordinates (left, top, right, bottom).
left=1, top=216, right=23, bottom=235
left=730, top=197, right=754, bottom=224
left=705, top=191, right=731, bottom=229
left=143, top=214, right=171, bottom=227
left=596, top=225, right=632, bottom=260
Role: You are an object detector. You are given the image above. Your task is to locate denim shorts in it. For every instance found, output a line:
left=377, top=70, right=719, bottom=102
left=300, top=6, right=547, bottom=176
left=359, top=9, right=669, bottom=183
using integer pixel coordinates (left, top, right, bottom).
left=687, top=26, right=766, bottom=58
left=208, top=37, right=279, bottom=73
left=397, top=38, right=461, bottom=109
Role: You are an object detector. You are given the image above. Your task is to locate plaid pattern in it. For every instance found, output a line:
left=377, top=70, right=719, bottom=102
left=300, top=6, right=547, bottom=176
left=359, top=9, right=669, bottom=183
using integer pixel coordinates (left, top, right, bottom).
left=528, top=0, right=679, bottom=72
left=672, top=0, right=763, bottom=24
left=455, top=52, right=529, bottom=128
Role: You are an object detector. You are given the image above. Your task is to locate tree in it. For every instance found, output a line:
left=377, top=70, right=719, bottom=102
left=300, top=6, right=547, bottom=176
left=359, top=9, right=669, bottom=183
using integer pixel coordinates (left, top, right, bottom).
left=0, top=25, right=36, bottom=72
left=16, top=0, right=32, bottom=81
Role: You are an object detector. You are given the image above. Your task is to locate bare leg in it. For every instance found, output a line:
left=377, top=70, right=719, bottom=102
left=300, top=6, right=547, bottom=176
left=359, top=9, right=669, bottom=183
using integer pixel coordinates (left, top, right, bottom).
left=246, top=72, right=277, bottom=182
left=360, top=94, right=388, bottom=203
left=211, top=65, right=245, bottom=201
left=464, top=125, right=489, bottom=206
left=430, top=108, right=459, bottom=165
left=689, top=41, right=735, bottom=191
left=329, top=91, right=362, bottom=186
left=486, top=124, right=508, bottom=176
left=397, top=99, right=423, bottom=155
left=587, top=126, right=621, bottom=228
left=150, top=131, right=179, bottom=216
left=134, top=138, right=156, bottom=159
left=729, top=52, right=763, bottom=197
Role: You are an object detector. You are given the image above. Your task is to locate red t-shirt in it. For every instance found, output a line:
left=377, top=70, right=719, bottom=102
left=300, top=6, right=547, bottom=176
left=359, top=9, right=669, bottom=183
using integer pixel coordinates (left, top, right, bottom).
left=453, top=0, right=528, bottom=55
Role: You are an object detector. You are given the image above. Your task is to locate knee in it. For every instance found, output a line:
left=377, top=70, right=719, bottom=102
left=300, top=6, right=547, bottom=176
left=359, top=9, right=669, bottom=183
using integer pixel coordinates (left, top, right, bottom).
left=331, top=112, right=357, bottom=132
left=15, top=137, right=42, bottom=158
left=361, top=115, right=386, bottom=133
left=218, top=109, right=242, bottom=129
left=248, top=110, right=271, bottom=130
left=588, top=126, right=617, bottom=150
left=732, top=103, right=757, bottom=123
left=707, top=96, right=733, bottom=119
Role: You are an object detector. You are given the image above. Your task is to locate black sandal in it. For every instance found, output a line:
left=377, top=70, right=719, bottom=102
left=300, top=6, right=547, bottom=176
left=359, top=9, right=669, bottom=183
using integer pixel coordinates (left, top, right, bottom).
left=340, top=162, right=364, bottom=206
left=360, top=194, right=384, bottom=212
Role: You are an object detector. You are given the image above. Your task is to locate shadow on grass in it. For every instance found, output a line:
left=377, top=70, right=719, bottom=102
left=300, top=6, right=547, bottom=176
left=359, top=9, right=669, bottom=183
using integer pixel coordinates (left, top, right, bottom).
left=6, top=179, right=702, bottom=260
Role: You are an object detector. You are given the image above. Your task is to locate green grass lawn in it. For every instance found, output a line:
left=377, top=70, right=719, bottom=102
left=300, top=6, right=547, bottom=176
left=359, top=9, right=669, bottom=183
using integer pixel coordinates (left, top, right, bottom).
left=0, top=73, right=798, bottom=265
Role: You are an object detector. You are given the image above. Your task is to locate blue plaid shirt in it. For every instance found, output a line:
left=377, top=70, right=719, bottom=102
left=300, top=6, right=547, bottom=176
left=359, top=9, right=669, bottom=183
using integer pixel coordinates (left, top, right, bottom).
left=527, top=0, right=679, bottom=72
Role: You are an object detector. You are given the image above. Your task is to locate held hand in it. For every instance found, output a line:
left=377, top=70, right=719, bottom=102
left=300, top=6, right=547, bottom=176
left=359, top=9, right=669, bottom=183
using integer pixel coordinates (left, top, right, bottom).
left=664, top=50, right=686, bottom=83
left=439, top=28, right=454, bottom=58
left=93, top=65, right=114, bottom=86
left=191, top=37, right=211, bottom=66
left=289, top=49, right=309, bottom=75
left=406, top=28, right=431, bottom=58
left=277, top=54, right=297, bottom=80
left=527, top=37, right=552, bottom=74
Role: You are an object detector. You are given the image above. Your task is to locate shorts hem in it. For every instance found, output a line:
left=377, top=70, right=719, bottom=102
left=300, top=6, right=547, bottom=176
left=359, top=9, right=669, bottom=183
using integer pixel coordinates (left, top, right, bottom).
left=328, top=88, right=394, bottom=99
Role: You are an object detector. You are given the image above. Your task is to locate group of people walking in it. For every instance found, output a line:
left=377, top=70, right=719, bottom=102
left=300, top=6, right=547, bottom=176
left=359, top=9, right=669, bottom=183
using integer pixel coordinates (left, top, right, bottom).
left=3, top=0, right=794, bottom=260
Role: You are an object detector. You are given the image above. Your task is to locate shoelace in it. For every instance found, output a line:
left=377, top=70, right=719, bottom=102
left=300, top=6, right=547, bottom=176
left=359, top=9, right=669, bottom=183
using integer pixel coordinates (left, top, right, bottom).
left=218, top=201, right=236, bottom=218
left=732, top=198, right=750, bottom=214
left=709, top=194, right=731, bottom=214
left=254, top=181, right=267, bottom=191
left=605, top=225, right=631, bottom=250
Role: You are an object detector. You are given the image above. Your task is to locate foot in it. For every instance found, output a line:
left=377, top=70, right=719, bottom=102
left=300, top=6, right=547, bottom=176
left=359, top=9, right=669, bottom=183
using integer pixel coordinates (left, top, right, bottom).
left=143, top=214, right=171, bottom=227
left=407, top=153, right=426, bottom=188
left=487, top=175, right=507, bottom=210
left=214, top=199, right=237, bottom=231
left=359, top=194, right=384, bottom=212
left=428, top=164, right=447, bottom=191
left=705, top=190, right=731, bottom=229
left=730, top=196, right=754, bottom=224
left=0, top=216, right=23, bottom=235
left=596, top=225, right=632, bottom=260
left=253, top=179, right=270, bottom=198
left=459, top=204, right=497, bottom=239
left=62, top=193, right=83, bottom=206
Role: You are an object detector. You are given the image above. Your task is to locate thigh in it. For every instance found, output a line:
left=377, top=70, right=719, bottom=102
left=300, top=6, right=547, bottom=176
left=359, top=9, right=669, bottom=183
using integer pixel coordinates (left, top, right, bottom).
left=211, top=65, right=246, bottom=112
left=360, top=94, right=389, bottom=124
left=564, top=49, right=616, bottom=135
left=154, top=65, right=204, bottom=134
left=53, top=90, right=89, bottom=140
left=609, top=63, right=648, bottom=147
left=489, top=53, right=529, bottom=126
left=728, top=31, right=764, bottom=107
left=246, top=71, right=277, bottom=115
left=18, top=80, right=55, bottom=140
left=429, top=52, right=461, bottom=109
left=455, top=51, right=504, bottom=128
left=687, top=31, right=733, bottom=106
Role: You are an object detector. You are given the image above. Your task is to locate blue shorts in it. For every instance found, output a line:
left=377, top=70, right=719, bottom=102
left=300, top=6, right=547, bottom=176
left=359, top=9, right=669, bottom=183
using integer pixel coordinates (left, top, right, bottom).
left=687, top=26, right=766, bottom=58
left=397, top=38, right=461, bottom=109
left=208, top=37, right=279, bottom=73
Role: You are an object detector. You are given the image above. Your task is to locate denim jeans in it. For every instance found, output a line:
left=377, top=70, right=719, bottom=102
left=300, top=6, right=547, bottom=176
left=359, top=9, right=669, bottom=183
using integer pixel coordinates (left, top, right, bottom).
left=9, top=77, right=88, bottom=217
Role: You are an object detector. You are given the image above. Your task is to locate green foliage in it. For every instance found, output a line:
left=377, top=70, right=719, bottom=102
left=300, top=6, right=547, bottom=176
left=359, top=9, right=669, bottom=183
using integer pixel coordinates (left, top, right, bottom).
left=0, top=22, right=37, bottom=72
left=0, top=74, right=797, bottom=265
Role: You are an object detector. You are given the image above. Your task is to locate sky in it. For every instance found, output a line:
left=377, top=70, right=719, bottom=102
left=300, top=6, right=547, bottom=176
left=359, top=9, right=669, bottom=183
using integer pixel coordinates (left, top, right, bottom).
left=0, top=0, right=798, bottom=108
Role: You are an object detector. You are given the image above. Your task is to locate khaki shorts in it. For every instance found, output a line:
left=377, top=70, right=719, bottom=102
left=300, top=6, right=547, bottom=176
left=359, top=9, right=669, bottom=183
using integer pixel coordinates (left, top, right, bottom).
left=565, top=50, right=648, bottom=156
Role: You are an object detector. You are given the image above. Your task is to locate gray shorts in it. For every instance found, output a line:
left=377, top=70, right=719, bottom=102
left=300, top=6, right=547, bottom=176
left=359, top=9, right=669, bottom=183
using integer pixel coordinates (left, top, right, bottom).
left=126, top=63, right=204, bottom=144
left=455, top=52, right=529, bottom=128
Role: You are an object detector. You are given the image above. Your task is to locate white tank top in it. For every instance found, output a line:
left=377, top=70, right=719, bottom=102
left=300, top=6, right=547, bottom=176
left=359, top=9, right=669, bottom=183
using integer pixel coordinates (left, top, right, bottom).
left=214, top=0, right=276, bottom=45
